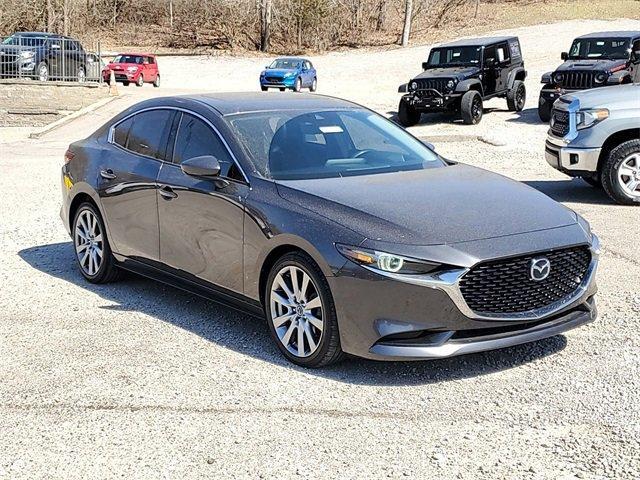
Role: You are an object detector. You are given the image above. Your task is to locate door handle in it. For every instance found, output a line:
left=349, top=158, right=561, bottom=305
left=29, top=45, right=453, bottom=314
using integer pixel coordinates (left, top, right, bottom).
left=100, top=169, right=116, bottom=180
left=159, top=185, right=178, bottom=199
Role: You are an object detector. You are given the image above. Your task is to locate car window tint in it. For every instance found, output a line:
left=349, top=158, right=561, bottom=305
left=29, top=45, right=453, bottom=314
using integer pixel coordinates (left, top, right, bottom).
left=173, top=113, right=237, bottom=178
left=113, top=116, right=133, bottom=147
left=148, top=56, right=155, bottom=64
left=126, top=109, right=174, bottom=159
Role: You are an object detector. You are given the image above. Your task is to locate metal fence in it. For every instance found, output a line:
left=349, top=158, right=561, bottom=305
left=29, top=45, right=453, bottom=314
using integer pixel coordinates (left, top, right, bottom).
left=0, top=33, right=102, bottom=83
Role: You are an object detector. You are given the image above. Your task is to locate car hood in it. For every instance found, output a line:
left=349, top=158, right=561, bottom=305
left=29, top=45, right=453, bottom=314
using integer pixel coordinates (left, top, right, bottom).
left=563, top=83, right=640, bottom=110
left=276, top=164, right=577, bottom=245
left=264, top=68, right=298, bottom=76
left=0, top=44, right=39, bottom=54
left=413, top=66, right=479, bottom=80
left=555, top=59, right=626, bottom=72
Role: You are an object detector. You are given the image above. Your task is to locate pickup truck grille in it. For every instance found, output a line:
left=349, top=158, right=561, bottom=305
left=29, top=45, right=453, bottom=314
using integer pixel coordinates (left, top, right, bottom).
left=550, top=109, right=570, bottom=136
left=559, top=71, right=596, bottom=90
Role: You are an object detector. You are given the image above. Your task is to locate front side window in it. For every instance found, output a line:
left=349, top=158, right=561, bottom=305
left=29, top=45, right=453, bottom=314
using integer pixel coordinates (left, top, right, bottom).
left=569, top=38, right=630, bottom=60
left=122, top=109, right=174, bottom=159
left=173, top=113, right=240, bottom=179
left=428, top=46, right=481, bottom=67
left=227, top=109, right=442, bottom=180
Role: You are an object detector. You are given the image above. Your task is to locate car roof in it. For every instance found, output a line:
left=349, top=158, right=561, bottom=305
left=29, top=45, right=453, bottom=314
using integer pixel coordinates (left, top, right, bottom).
left=274, top=56, right=307, bottom=62
left=436, top=36, right=518, bottom=48
left=140, top=93, right=360, bottom=116
left=118, top=52, right=155, bottom=57
left=575, top=31, right=640, bottom=39
left=13, top=31, right=59, bottom=38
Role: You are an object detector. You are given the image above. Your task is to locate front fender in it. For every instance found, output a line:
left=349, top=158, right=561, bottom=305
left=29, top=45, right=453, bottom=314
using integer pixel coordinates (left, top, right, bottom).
left=541, top=71, right=553, bottom=84
left=398, top=83, right=408, bottom=93
left=607, top=70, right=631, bottom=85
left=454, top=78, right=482, bottom=95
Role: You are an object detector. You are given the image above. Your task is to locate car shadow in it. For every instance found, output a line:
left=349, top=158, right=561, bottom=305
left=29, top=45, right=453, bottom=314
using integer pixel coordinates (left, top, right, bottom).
left=505, top=107, right=544, bottom=125
left=18, top=242, right=568, bottom=387
left=525, top=179, right=617, bottom=205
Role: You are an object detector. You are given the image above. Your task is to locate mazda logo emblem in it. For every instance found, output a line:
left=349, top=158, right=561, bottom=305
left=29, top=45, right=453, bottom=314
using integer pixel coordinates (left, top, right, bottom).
left=530, top=258, right=551, bottom=281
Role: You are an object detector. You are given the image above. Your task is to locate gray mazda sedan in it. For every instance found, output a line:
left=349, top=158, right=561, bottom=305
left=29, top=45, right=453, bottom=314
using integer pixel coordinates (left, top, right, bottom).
left=60, top=93, right=599, bottom=367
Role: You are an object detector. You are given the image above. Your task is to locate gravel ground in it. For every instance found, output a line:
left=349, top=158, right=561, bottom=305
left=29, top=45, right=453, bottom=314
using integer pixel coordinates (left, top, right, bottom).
left=1, top=19, right=639, bottom=480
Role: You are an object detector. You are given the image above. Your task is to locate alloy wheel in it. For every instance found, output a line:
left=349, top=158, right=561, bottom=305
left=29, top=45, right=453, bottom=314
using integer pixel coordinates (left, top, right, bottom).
left=38, top=64, right=48, bottom=81
left=617, top=153, right=640, bottom=198
left=77, top=67, right=86, bottom=83
left=74, top=209, right=104, bottom=277
left=269, top=265, right=324, bottom=358
left=472, top=97, right=482, bottom=122
left=516, top=84, right=525, bottom=109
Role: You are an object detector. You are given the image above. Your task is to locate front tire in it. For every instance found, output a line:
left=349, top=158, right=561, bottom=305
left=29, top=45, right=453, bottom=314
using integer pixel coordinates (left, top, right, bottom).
left=538, top=96, right=552, bottom=122
left=398, top=99, right=420, bottom=127
left=507, top=80, right=526, bottom=111
left=261, top=85, right=268, bottom=91
left=72, top=203, right=122, bottom=283
left=601, top=140, right=640, bottom=205
left=293, top=77, right=302, bottom=92
left=461, top=90, right=483, bottom=125
left=36, top=61, right=49, bottom=82
left=153, top=74, right=160, bottom=88
left=136, top=75, right=144, bottom=87
left=265, top=252, right=344, bottom=368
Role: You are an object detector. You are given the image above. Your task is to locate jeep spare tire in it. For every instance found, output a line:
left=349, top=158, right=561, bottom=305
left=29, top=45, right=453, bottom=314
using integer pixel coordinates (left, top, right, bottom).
left=461, top=90, right=483, bottom=125
left=398, top=99, right=420, bottom=127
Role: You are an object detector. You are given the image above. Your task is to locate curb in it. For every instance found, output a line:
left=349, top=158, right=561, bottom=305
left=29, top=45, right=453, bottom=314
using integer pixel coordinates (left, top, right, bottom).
left=28, top=95, right=118, bottom=139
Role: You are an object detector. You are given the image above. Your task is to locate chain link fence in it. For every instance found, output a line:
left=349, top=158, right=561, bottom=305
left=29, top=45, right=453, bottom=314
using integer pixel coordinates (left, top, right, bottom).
left=0, top=33, right=102, bottom=83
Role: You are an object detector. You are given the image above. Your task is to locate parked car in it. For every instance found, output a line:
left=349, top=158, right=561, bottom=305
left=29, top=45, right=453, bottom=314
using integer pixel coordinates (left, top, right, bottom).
left=103, top=53, right=160, bottom=87
left=60, top=93, right=599, bottom=367
left=86, top=53, right=104, bottom=82
left=538, top=31, right=640, bottom=122
left=259, top=57, right=317, bottom=92
left=398, top=36, right=527, bottom=126
left=545, top=84, right=640, bottom=205
left=0, top=31, right=88, bottom=81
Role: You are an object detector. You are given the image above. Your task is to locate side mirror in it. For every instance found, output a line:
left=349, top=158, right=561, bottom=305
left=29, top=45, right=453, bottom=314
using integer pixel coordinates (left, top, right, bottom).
left=398, top=83, right=408, bottom=93
left=561, top=52, right=569, bottom=61
left=421, top=61, right=429, bottom=70
left=181, top=155, right=221, bottom=177
left=633, top=50, right=640, bottom=61
left=422, top=140, right=435, bottom=151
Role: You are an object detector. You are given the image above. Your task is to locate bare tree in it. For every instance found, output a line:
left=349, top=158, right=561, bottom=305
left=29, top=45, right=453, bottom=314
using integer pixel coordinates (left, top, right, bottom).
left=259, top=0, right=271, bottom=52
left=401, top=0, right=412, bottom=47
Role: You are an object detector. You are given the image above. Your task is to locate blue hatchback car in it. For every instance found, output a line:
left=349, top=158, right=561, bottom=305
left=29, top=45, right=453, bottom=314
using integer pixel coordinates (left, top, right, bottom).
left=260, top=57, right=317, bottom=92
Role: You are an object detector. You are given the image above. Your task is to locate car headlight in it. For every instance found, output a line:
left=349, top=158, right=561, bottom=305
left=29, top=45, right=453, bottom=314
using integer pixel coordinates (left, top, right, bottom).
left=336, top=244, right=441, bottom=275
left=576, top=108, right=609, bottom=130
left=127, top=66, right=139, bottom=72
left=410, top=81, right=418, bottom=91
left=20, top=51, right=35, bottom=60
left=446, top=79, right=456, bottom=90
left=594, top=72, right=607, bottom=84
left=553, top=72, right=564, bottom=84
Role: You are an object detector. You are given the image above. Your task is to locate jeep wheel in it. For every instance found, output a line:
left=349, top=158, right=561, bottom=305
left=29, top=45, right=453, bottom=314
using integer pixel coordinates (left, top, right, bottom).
left=507, top=80, right=526, bottom=112
left=398, top=99, right=420, bottom=127
left=538, top=96, right=552, bottom=122
left=461, top=90, right=483, bottom=125
left=601, top=140, right=640, bottom=205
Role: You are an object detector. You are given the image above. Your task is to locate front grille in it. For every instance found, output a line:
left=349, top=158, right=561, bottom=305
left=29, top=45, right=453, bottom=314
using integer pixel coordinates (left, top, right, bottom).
left=459, top=246, right=592, bottom=315
left=413, top=78, right=451, bottom=96
left=550, top=109, right=570, bottom=136
left=559, top=71, right=596, bottom=90
left=265, top=76, right=283, bottom=83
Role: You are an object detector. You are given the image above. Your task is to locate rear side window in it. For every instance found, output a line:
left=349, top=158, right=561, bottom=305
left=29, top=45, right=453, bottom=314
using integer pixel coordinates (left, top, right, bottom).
left=173, top=113, right=239, bottom=178
left=113, top=117, right=133, bottom=147
left=114, top=109, right=174, bottom=160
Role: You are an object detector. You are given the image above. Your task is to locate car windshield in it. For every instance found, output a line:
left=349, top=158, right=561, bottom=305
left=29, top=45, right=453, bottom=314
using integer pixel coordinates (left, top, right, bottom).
left=568, top=38, right=630, bottom=60
left=113, top=55, right=144, bottom=64
left=2, top=35, right=46, bottom=47
left=269, top=59, right=301, bottom=69
left=227, top=109, right=442, bottom=180
left=427, top=46, right=481, bottom=67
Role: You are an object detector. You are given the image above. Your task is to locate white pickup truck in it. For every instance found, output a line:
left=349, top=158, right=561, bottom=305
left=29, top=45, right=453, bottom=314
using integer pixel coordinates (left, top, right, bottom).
left=544, top=83, right=640, bottom=205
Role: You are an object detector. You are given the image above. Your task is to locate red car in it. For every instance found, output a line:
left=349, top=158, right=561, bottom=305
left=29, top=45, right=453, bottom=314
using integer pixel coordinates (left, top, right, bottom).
left=103, top=53, right=160, bottom=87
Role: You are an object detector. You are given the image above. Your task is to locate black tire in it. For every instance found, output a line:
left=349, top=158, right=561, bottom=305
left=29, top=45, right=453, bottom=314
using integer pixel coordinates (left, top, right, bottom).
left=261, top=85, right=268, bottom=91
left=279, top=87, right=285, bottom=92
left=582, top=176, right=601, bottom=188
left=538, top=96, right=552, bottom=122
left=507, top=80, right=526, bottom=112
left=293, top=77, right=302, bottom=92
left=136, top=75, right=144, bottom=87
left=601, top=139, right=640, bottom=205
left=264, top=252, right=344, bottom=368
left=398, top=99, right=420, bottom=127
left=460, top=90, right=483, bottom=125
left=310, top=77, right=317, bottom=92
left=122, top=81, right=130, bottom=86
left=72, top=202, right=122, bottom=283
left=153, top=75, right=160, bottom=88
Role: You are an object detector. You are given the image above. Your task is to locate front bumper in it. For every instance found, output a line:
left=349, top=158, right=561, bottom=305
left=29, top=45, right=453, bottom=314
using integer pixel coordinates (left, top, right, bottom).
left=329, top=230, right=599, bottom=361
left=401, top=92, right=461, bottom=111
left=260, top=76, right=297, bottom=88
left=545, top=137, right=601, bottom=175
left=540, top=87, right=579, bottom=104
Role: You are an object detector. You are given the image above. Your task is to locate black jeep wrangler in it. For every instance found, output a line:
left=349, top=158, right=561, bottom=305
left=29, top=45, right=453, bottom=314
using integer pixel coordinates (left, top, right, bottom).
left=538, top=30, right=640, bottom=122
left=398, top=36, right=527, bottom=126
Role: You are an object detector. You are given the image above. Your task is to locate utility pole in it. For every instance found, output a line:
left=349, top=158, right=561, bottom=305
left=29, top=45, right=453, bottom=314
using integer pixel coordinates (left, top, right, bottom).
left=169, top=0, right=174, bottom=29
left=401, top=0, right=413, bottom=47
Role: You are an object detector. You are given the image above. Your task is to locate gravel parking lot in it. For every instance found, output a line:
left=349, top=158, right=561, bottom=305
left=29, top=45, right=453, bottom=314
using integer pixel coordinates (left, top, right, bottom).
left=1, top=19, right=639, bottom=480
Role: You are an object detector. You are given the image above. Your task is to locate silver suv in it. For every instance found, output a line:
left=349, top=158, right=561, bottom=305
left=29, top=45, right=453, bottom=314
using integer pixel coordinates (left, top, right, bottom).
left=545, top=83, right=640, bottom=205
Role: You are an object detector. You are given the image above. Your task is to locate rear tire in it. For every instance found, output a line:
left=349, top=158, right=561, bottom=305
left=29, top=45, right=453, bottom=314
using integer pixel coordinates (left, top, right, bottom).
left=398, top=99, right=420, bottom=127
left=265, top=252, right=344, bottom=368
left=507, top=80, right=526, bottom=112
left=538, top=96, right=552, bottom=122
left=293, top=77, right=302, bottom=92
left=153, top=75, right=160, bottom=88
left=601, top=139, right=640, bottom=205
left=310, top=77, right=317, bottom=92
left=461, top=90, right=483, bottom=125
left=72, top=202, right=122, bottom=283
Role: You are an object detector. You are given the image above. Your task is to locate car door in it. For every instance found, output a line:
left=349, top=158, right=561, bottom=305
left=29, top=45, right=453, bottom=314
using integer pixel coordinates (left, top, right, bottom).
left=495, top=42, right=511, bottom=92
left=304, top=60, right=315, bottom=87
left=147, top=56, right=158, bottom=81
left=482, top=45, right=497, bottom=95
left=157, top=111, right=249, bottom=294
left=98, top=108, right=176, bottom=262
left=47, top=37, right=63, bottom=78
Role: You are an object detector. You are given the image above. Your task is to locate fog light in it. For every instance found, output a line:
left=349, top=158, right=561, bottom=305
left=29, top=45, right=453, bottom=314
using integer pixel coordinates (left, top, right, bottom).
left=570, top=153, right=579, bottom=165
